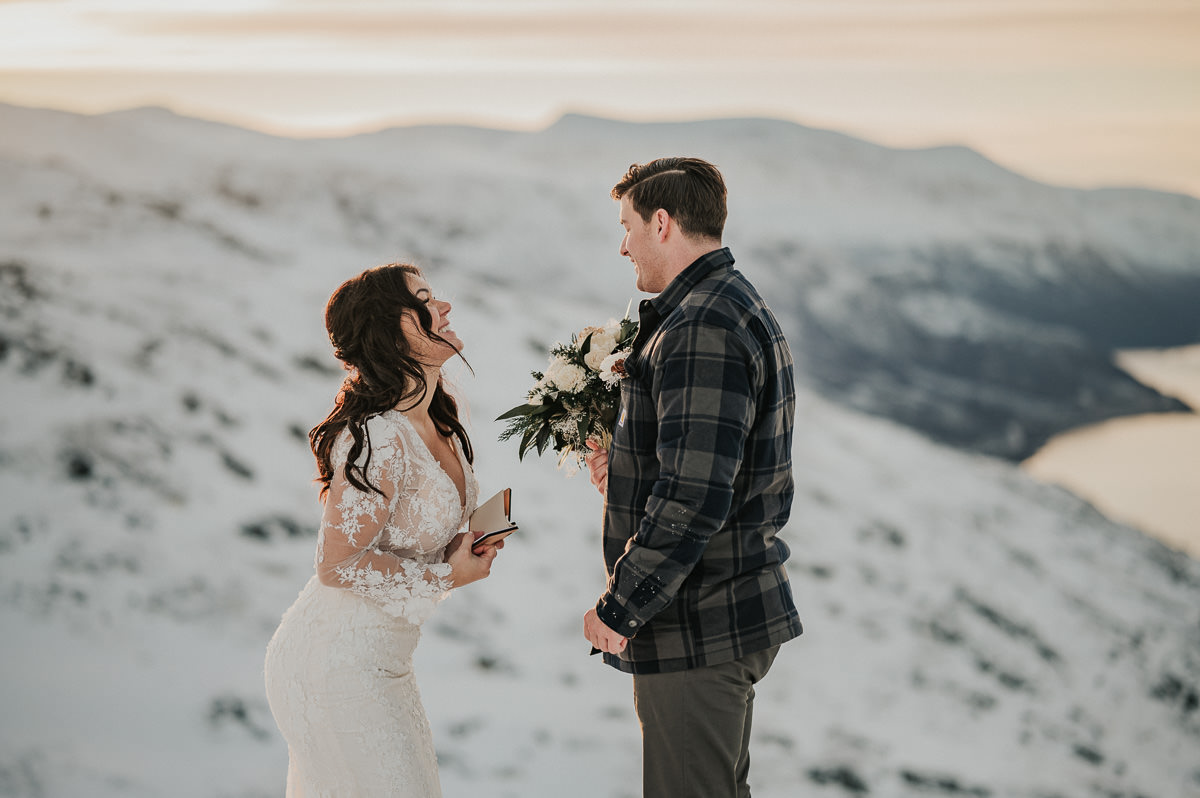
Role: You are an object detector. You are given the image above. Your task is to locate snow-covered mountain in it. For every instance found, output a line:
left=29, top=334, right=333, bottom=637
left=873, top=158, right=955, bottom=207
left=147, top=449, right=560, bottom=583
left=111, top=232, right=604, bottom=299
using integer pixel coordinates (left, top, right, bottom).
left=0, top=104, right=1197, bottom=798
left=5, top=104, right=1199, bottom=460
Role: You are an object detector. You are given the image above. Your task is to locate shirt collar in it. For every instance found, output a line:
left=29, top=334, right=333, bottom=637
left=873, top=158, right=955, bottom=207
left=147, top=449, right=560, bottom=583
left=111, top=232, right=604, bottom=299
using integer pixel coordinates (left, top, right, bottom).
left=628, top=247, right=734, bottom=372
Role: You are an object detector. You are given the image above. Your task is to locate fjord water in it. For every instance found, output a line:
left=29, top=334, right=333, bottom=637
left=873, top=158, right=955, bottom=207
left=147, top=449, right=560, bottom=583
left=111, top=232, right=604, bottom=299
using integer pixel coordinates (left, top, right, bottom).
left=1024, top=344, right=1200, bottom=559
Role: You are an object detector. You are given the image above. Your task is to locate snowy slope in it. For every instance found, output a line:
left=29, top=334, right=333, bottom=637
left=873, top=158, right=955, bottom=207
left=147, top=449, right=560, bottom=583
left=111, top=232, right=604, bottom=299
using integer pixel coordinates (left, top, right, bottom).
left=0, top=105, right=1198, bottom=798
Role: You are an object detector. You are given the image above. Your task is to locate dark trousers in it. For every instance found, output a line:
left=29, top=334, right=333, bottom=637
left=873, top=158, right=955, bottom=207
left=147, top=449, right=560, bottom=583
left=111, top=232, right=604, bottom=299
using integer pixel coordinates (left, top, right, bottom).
left=632, top=645, right=780, bottom=798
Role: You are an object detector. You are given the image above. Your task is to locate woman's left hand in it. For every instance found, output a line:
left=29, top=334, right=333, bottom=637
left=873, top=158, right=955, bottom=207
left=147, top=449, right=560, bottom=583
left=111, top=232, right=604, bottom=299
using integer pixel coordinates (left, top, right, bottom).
left=470, top=531, right=506, bottom=555
left=445, top=532, right=499, bottom=587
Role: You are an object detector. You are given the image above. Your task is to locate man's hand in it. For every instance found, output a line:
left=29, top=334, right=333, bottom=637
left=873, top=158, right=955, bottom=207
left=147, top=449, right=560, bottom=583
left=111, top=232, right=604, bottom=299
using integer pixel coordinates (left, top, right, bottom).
left=583, top=608, right=628, bottom=654
left=584, top=440, right=608, bottom=496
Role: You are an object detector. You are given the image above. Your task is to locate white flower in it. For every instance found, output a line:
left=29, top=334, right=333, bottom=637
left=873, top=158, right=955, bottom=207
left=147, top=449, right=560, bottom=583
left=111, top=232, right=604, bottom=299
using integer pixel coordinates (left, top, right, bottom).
left=498, top=311, right=638, bottom=473
left=552, top=414, right=580, bottom=437
left=543, top=355, right=590, bottom=394
left=581, top=325, right=620, bottom=371
left=599, top=349, right=631, bottom=385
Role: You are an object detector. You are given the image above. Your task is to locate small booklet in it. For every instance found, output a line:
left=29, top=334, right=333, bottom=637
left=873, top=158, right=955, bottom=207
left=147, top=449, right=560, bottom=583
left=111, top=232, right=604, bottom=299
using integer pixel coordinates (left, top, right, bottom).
left=470, top=488, right=518, bottom=547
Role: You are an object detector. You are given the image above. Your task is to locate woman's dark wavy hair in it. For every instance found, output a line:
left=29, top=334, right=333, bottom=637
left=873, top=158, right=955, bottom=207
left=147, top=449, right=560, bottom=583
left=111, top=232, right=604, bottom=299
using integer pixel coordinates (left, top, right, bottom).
left=309, top=263, right=473, bottom=502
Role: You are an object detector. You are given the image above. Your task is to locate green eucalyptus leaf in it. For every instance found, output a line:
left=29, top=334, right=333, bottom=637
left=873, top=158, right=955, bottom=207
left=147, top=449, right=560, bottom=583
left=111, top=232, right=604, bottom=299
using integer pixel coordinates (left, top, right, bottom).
left=535, top=423, right=552, bottom=454
left=518, top=425, right=538, bottom=460
left=496, top=403, right=539, bottom=421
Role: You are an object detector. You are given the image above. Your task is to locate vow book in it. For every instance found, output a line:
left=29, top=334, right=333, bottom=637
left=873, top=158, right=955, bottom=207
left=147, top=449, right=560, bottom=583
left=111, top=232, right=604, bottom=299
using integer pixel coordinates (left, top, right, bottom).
left=470, top=488, right=518, bottom=546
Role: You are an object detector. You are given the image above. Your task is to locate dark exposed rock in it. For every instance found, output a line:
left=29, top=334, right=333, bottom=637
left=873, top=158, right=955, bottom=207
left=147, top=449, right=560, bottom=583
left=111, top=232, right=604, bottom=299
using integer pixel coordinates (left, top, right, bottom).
left=809, top=765, right=871, bottom=794
left=239, top=515, right=313, bottom=542
left=207, top=695, right=272, bottom=741
left=899, top=768, right=991, bottom=796
left=219, top=452, right=254, bottom=480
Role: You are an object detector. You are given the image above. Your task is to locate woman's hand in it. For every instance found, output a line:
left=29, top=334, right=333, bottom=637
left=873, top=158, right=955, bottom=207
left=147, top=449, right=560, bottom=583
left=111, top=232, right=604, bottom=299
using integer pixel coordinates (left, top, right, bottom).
left=584, top=440, right=608, bottom=496
left=470, top=531, right=506, bottom=555
left=445, top=531, right=498, bottom=588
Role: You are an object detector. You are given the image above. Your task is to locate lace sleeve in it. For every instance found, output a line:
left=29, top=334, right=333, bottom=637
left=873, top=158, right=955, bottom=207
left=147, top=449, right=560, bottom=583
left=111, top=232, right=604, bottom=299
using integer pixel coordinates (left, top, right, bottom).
left=314, top=427, right=454, bottom=625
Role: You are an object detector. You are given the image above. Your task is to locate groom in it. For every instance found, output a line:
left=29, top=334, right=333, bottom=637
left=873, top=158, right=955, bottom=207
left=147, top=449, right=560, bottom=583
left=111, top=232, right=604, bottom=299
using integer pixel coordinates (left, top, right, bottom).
left=583, top=157, right=803, bottom=798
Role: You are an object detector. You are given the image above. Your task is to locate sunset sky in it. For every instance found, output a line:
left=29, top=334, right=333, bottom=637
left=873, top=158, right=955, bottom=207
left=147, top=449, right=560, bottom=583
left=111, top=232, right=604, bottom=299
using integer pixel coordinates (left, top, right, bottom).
left=1, top=0, right=1198, bottom=195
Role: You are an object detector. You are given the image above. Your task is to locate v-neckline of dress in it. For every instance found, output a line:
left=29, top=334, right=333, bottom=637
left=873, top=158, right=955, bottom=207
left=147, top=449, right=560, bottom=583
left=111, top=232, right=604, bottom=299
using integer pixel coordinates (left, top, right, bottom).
left=386, top=409, right=468, bottom=514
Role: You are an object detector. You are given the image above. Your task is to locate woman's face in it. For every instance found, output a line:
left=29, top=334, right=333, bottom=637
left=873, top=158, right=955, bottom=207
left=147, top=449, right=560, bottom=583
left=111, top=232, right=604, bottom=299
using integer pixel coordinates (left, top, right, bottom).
left=401, top=273, right=462, bottom=366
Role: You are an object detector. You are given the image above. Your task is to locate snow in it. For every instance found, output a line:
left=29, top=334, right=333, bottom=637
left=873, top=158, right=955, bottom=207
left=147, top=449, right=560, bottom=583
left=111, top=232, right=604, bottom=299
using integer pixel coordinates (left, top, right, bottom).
left=1, top=103, right=1198, bottom=798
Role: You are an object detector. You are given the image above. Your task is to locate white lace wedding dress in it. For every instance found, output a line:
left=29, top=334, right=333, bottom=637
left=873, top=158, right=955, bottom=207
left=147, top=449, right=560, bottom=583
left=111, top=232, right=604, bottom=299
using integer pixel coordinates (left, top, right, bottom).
left=264, top=409, right=477, bottom=798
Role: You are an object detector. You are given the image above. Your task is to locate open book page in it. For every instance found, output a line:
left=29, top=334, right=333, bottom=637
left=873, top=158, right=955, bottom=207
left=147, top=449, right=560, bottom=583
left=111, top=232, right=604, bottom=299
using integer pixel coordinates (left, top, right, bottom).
left=469, top=488, right=518, bottom=545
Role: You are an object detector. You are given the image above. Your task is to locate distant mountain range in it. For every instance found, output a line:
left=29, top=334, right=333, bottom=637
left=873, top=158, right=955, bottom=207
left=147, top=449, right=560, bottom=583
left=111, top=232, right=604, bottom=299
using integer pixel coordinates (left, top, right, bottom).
left=4, top=104, right=1198, bottom=460
left=0, top=104, right=1197, bottom=798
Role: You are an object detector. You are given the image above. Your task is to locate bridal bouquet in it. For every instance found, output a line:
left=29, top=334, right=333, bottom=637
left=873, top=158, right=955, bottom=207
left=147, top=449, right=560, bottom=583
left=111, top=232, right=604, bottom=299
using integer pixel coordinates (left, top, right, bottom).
left=497, top=313, right=638, bottom=470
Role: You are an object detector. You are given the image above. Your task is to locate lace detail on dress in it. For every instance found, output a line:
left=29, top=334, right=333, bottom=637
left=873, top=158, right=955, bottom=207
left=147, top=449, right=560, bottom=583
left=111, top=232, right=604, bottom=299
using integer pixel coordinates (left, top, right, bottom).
left=264, top=408, right=479, bottom=797
left=333, top=559, right=452, bottom=627
left=313, top=410, right=477, bottom=625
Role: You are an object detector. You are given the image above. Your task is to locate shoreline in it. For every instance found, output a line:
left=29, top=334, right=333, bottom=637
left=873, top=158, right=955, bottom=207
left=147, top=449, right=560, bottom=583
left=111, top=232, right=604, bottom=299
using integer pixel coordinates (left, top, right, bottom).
left=1022, top=344, right=1200, bottom=561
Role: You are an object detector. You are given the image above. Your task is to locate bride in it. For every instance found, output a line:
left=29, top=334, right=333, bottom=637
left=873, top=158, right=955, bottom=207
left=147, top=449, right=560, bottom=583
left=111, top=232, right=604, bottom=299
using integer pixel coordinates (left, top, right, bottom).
left=264, top=263, right=500, bottom=797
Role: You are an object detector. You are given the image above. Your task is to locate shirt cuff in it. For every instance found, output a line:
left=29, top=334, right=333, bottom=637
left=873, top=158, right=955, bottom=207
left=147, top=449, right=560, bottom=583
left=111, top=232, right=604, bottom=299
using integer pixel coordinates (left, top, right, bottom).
left=595, top=592, right=641, bottom=637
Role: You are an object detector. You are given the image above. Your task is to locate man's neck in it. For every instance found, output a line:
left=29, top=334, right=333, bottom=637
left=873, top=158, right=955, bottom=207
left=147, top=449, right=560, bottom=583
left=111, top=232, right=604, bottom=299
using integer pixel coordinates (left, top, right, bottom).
left=678, top=234, right=722, bottom=263
left=658, top=241, right=723, bottom=292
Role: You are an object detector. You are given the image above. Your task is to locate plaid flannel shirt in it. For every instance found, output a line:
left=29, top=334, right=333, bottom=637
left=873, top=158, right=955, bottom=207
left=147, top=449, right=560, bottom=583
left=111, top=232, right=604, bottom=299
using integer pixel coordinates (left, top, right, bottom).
left=596, top=247, right=803, bottom=674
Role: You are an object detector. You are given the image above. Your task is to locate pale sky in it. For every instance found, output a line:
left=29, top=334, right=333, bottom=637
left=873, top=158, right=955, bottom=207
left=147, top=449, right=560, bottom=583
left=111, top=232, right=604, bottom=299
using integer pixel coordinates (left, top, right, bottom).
left=2, top=0, right=1198, bottom=195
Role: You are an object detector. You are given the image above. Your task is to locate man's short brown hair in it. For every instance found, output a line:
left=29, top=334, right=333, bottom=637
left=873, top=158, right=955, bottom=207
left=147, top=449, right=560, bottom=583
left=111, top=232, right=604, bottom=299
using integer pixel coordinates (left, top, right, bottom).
left=611, top=157, right=727, bottom=240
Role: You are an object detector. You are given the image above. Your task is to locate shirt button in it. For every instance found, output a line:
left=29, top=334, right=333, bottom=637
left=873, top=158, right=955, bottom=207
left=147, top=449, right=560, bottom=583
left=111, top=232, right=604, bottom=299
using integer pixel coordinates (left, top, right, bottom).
left=628, top=621, right=637, bottom=628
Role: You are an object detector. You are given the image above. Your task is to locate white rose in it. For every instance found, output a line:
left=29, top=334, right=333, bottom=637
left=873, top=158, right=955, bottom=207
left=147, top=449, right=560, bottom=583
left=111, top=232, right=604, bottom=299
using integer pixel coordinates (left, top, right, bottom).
left=583, top=327, right=620, bottom=371
left=544, top=355, right=589, bottom=394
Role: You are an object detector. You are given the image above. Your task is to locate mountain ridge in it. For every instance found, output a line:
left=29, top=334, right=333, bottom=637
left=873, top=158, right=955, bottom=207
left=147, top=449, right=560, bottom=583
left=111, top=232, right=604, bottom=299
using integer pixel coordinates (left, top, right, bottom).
left=3, top=102, right=1199, bottom=460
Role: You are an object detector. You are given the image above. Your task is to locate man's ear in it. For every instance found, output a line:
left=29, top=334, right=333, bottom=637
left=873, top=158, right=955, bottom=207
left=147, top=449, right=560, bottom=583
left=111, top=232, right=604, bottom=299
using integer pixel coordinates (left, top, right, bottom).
left=654, top=209, right=671, bottom=242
